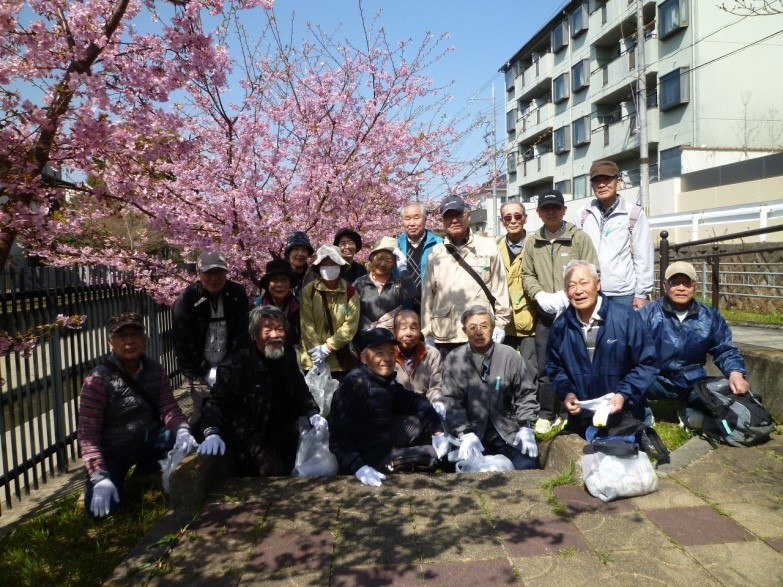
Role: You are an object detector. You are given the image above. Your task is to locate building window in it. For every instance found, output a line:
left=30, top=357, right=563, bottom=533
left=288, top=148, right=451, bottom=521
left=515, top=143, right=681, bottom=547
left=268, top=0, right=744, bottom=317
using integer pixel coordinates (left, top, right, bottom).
left=659, top=0, right=688, bottom=39
left=554, top=179, right=572, bottom=195
left=572, top=115, right=591, bottom=147
left=573, top=174, right=588, bottom=199
left=660, top=147, right=682, bottom=179
left=507, top=152, right=517, bottom=175
left=553, top=73, right=570, bottom=103
left=554, top=125, right=571, bottom=154
left=505, top=66, right=515, bottom=91
left=570, top=3, right=588, bottom=37
left=660, top=67, right=690, bottom=111
left=571, top=59, right=590, bottom=93
left=506, top=109, right=516, bottom=136
left=551, top=20, right=569, bottom=53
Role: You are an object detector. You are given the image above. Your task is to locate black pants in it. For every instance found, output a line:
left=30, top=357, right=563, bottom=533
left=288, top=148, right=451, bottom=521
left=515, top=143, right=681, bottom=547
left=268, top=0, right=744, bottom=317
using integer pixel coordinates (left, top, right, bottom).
left=534, top=315, right=557, bottom=421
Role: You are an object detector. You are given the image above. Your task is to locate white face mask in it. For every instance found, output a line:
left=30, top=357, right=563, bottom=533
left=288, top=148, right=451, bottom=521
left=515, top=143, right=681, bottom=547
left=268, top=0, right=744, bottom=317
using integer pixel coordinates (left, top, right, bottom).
left=319, top=265, right=341, bottom=281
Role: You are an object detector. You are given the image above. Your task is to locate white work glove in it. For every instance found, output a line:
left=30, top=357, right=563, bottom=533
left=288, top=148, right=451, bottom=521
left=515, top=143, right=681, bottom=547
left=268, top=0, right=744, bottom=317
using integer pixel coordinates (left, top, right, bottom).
left=513, top=427, right=538, bottom=458
left=553, top=290, right=569, bottom=316
left=355, top=464, right=386, bottom=486
left=457, top=432, right=484, bottom=461
left=432, top=434, right=450, bottom=459
left=197, top=434, right=226, bottom=456
left=309, top=344, right=331, bottom=364
left=431, top=401, right=446, bottom=420
left=203, top=366, right=217, bottom=387
left=393, top=247, right=407, bottom=273
left=492, top=327, right=506, bottom=344
left=309, top=414, right=328, bottom=434
left=175, top=427, right=199, bottom=454
left=424, top=337, right=436, bottom=347
left=534, top=291, right=558, bottom=314
left=90, top=478, right=120, bottom=518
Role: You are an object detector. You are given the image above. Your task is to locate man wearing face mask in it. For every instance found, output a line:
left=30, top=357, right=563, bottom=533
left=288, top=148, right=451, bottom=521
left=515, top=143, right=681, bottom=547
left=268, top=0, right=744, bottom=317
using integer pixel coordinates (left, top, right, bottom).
left=197, top=306, right=326, bottom=476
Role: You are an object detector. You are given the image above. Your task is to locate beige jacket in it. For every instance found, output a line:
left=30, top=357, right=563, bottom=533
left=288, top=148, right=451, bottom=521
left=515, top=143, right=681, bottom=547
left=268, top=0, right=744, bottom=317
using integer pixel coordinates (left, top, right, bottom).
left=496, top=235, right=536, bottom=337
left=394, top=343, right=443, bottom=403
left=421, top=232, right=510, bottom=343
left=299, top=278, right=360, bottom=372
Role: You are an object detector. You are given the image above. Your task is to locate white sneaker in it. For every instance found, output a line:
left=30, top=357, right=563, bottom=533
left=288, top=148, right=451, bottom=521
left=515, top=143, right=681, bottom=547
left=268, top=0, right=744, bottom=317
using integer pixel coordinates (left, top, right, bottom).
left=534, top=418, right=553, bottom=434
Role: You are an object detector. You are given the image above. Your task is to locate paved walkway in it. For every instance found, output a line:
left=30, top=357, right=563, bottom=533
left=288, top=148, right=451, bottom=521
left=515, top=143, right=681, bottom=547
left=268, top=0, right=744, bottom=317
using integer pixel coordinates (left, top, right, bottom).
left=731, top=324, right=783, bottom=351
left=108, top=433, right=783, bottom=586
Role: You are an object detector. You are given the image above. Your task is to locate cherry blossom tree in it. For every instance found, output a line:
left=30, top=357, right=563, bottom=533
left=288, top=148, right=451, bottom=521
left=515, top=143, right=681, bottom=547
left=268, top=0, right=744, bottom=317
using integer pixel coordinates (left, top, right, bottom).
left=3, top=0, right=467, bottom=304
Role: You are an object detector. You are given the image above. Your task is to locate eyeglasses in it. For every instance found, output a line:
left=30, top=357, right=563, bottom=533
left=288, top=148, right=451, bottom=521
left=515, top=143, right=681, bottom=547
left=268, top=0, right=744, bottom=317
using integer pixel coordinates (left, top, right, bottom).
left=502, top=213, right=525, bottom=222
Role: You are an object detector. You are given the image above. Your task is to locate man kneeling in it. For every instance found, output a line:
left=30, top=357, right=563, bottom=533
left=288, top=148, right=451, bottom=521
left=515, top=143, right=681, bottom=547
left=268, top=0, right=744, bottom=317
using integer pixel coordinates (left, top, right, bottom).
left=197, top=306, right=326, bottom=476
left=441, top=305, right=540, bottom=470
left=330, top=328, right=448, bottom=486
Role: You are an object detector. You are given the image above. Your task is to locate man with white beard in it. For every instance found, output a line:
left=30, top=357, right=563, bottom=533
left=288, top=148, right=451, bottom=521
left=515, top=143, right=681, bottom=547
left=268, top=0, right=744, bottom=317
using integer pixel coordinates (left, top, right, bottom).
left=197, top=306, right=326, bottom=476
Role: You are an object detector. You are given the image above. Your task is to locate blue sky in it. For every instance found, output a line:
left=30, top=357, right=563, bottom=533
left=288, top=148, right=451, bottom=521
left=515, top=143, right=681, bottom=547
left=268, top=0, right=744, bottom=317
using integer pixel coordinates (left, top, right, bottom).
left=266, top=1, right=568, bottom=192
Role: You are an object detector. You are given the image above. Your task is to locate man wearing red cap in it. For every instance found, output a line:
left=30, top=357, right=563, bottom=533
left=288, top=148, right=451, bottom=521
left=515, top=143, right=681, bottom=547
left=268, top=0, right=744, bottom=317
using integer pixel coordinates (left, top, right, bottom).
left=577, top=160, right=653, bottom=309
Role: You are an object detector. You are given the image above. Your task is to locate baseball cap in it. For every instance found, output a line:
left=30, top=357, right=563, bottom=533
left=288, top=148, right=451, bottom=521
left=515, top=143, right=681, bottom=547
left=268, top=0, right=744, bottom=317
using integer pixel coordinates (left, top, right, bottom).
left=440, top=194, right=466, bottom=215
left=665, top=261, right=697, bottom=281
left=537, top=189, right=565, bottom=208
left=358, top=327, right=401, bottom=352
left=589, top=160, right=620, bottom=179
left=198, top=251, right=228, bottom=272
left=107, top=312, right=145, bottom=335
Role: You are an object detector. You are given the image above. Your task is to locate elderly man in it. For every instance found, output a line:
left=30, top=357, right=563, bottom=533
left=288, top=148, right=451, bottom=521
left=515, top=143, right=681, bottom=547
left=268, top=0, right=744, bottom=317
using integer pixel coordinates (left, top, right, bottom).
left=441, top=305, right=540, bottom=470
left=522, top=189, right=599, bottom=434
left=640, top=261, right=749, bottom=425
left=396, top=201, right=443, bottom=310
left=173, top=250, right=250, bottom=424
left=422, top=194, right=510, bottom=358
left=393, top=310, right=444, bottom=417
left=329, top=328, right=448, bottom=486
left=197, top=306, right=326, bottom=476
left=547, top=261, right=657, bottom=437
left=578, top=160, right=654, bottom=309
left=496, top=201, right=536, bottom=369
left=79, top=313, right=198, bottom=517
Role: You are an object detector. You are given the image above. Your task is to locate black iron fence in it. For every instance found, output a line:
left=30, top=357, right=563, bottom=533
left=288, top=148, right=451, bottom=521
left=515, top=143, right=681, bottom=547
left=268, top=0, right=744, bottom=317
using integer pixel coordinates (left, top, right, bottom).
left=0, top=265, right=180, bottom=513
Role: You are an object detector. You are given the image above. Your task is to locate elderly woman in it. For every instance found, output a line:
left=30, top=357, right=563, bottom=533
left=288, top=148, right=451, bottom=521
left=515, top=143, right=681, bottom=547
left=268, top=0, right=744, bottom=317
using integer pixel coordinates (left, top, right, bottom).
left=300, top=244, right=361, bottom=379
left=283, top=231, right=314, bottom=296
left=334, top=227, right=368, bottom=284
left=353, top=237, right=418, bottom=338
left=257, top=258, right=300, bottom=346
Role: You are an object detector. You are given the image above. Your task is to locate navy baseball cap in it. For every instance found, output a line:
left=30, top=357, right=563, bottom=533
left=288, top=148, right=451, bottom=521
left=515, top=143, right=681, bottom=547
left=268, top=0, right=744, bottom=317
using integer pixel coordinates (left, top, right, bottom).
left=440, top=194, right=467, bottom=215
left=358, top=328, right=401, bottom=352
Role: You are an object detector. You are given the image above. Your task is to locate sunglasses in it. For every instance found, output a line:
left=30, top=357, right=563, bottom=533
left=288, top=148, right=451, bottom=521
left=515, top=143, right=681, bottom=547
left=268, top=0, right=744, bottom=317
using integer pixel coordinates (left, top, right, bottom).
left=502, top=213, right=525, bottom=222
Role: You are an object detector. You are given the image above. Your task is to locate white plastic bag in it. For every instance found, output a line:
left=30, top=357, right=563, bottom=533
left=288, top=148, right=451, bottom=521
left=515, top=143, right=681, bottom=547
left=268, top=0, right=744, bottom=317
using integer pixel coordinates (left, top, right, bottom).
left=576, top=393, right=615, bottom=427
left=305, top=368, right=339, bottom=416
left=581, top=450, right=658, bottom=502
left=455, top=454, right=515, bottom=473
left=159, top=446, right=188, bottom=493
left=291, top=426, right=338, bottom=477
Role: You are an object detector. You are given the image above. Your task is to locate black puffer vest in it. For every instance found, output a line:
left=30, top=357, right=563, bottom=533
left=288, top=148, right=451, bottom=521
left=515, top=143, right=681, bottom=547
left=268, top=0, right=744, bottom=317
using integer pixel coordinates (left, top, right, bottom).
left=93, top=355, right=163, bottom=457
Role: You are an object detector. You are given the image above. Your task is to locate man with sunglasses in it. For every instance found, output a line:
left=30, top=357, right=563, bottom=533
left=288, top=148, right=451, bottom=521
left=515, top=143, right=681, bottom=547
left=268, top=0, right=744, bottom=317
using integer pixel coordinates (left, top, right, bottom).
left=578, top=160, right=653, bottom=309
left=639, top=261, right=749, bottom=426
left=496, top=202, right=536, bottom=373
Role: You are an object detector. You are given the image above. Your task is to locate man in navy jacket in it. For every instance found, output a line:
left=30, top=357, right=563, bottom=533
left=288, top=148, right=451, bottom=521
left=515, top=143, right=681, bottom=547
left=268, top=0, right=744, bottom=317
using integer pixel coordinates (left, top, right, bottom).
left=547, top=260, right=657, bottom=435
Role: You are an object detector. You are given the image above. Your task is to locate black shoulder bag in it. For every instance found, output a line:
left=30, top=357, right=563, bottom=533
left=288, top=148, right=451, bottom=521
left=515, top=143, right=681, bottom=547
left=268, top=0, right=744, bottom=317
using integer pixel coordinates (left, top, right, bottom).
left=444, top=244, right=496, bottom=313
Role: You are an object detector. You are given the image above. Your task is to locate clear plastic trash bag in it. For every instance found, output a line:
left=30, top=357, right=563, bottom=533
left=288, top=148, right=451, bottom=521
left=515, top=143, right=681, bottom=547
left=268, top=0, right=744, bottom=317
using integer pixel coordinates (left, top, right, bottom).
left=305, top=367, right=339, bottom=417
left=291, top=425, right=339, bottom=477
left=582, top=450, right=658, bottom=502
left=159, top=446, right=188, bottom=493
left=454, top=454, right=515, bottom=473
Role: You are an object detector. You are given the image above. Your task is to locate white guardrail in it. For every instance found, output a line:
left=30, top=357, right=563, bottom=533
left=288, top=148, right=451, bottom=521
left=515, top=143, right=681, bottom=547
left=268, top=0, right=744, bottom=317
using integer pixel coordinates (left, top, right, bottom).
left=648, top=200, right=783, bottom=241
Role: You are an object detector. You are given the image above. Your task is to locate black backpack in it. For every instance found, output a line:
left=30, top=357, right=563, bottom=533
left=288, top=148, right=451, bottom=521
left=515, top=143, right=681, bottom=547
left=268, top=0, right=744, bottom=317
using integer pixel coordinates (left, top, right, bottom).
left=689, top=377, right=776, bottom=447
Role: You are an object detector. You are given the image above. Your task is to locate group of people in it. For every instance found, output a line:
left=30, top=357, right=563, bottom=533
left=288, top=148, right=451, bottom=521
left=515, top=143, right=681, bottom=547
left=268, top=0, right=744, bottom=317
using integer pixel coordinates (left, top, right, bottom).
left=78, top=159, right=753, bottom=516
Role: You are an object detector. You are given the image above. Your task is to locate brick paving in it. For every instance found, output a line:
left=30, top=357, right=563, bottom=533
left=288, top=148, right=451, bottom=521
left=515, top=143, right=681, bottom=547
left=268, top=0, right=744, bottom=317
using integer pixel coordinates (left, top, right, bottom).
left=101, top=431, right=783, bottom=586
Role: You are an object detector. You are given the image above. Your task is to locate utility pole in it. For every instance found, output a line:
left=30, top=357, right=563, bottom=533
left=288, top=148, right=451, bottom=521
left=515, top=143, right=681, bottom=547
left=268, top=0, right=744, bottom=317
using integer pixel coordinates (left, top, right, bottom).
left=490, top=82, right=499, bottom=236
left=636, top=0, right=650, bottom=215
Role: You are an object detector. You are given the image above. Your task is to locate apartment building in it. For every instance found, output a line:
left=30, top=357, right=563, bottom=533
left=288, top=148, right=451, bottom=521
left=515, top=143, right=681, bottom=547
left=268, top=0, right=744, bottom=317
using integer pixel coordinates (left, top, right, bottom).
left=500, top=0, right=783, bottom=210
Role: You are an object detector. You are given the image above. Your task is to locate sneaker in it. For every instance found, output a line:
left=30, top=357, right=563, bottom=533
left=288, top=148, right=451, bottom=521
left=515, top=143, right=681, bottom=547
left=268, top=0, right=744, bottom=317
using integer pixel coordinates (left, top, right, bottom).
left=534, top=418, right=553, bottom=434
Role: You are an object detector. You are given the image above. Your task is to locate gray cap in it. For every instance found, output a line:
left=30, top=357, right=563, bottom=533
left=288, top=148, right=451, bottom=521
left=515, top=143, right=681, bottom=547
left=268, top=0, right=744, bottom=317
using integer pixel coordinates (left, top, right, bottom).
left=198, top=251, right=228, bottom=272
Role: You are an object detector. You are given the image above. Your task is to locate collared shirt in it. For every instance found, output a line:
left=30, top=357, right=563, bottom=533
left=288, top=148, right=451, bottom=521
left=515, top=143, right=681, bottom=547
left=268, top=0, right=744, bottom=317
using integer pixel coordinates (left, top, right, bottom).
left=597, top=197, right=620, bottom=223
left=576, top=296, right=604, bottom=362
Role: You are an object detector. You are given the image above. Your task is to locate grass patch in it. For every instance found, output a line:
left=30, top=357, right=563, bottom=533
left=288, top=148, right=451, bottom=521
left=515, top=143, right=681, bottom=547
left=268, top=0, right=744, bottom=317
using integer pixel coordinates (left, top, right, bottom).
left=595, top=549, right=612, bottom=564
left=0, top=479, right=169, bottom=586
left=721, top=309, right=783, bottom=325
left=647, top=398, right=694, bottom=452
left=540, top=461, right=577, bottom=517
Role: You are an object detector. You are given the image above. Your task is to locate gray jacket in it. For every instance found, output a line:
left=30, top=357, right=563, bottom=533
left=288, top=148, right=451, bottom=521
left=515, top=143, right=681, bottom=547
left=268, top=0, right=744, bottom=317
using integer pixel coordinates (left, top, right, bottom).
left=442, top=342, right=538, bottom=444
